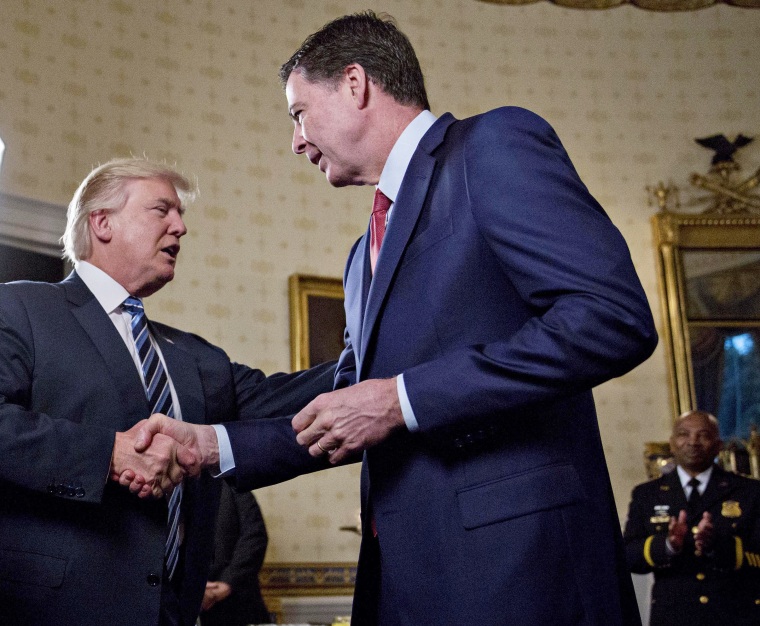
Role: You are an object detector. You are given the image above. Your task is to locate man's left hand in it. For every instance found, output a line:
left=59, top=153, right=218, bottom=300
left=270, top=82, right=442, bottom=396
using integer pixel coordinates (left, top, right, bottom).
left=292, top=378, right=405, bottom=463
left=694, top=511, right=714, bottom=555
left=201, top=581, right=232, bottom=612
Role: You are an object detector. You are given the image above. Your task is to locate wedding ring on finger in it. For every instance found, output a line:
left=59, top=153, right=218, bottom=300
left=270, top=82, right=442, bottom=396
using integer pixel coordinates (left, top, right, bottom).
left=317, top=440, right=335, bottom=455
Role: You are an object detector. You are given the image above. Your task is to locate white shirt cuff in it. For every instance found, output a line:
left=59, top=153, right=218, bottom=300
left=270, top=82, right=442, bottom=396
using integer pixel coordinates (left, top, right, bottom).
left=397, top=374, right=419, bottom=432
left=211, top=424, right=235, bottom=477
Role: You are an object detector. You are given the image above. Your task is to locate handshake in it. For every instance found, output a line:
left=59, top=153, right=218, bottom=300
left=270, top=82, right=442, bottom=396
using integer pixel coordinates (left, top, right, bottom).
left=109, top=415, right=218, bottom=499
left=108, top=378, right=405, bottom=499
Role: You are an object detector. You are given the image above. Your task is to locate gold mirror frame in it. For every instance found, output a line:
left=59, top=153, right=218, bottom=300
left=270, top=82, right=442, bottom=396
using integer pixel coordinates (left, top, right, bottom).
left=652, top=211, right=760, bottom=422
left=289, top=274, right=345, bottom=371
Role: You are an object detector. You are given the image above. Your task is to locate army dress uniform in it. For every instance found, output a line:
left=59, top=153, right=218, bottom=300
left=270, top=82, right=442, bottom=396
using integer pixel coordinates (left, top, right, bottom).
left=624, top=464, right=760, bottom=625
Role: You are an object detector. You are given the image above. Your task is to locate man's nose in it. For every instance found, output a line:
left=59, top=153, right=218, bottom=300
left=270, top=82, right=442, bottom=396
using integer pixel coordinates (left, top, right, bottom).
left=170, top=213, right=187, bottom=237
left=292, top=126, right=306, bottom=155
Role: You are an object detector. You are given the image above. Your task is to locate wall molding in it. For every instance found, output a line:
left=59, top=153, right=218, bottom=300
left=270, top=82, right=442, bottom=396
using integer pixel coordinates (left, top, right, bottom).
left=0, top=191, right=67, bottom=258
left=260, top=562, right=356, bottom=624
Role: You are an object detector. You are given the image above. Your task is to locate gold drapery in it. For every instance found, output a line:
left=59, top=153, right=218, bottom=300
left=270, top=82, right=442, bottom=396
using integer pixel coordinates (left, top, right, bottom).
left=477, top=0, right=760, bottom=10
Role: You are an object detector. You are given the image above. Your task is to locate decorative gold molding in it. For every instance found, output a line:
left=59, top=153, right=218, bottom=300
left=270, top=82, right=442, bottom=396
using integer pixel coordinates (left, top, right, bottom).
left=288, top=274, right=345, bottom=371
left=260, top=562, right=356, bottom=598
left=652, top=211, right=760, bottom=420
left=477, top=0, right=760, bottom=9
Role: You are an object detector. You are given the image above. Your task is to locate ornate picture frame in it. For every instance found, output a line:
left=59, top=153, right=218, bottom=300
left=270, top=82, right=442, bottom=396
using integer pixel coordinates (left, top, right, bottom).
left=289, top=274, right=345, bottom=371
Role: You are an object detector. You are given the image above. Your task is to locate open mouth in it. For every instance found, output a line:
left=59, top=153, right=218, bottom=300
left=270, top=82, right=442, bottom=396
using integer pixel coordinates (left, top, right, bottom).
left=162, top=245, right=180, bottom=260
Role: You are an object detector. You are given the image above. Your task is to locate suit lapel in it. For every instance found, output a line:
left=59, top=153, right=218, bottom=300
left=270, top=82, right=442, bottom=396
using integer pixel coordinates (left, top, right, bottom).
left=345, top=234, right=370, bottom=374
left=153, top=327, right=206, bottom=425
left=357, top=114, right=456, bottom=380
left=64, top=272, right=149, bottom=427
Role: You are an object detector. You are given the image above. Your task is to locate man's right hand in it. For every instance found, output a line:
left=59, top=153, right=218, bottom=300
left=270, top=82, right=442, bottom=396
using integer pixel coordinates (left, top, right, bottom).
left=110, top=419, right=197, bottom=499
left=667, top=510, right=689, bottom=554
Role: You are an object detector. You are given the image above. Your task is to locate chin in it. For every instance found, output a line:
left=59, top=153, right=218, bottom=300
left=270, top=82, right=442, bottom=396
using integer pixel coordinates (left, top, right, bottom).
left=325, top=168, right=351, bottom=188
left=135, top=275, right=173, bottom=298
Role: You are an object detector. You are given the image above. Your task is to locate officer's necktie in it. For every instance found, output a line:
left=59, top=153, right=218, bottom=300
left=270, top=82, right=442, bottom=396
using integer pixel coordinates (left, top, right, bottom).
left=687, top=477, right=702, bottom=518
left=122, top=296, right=182, bottom=580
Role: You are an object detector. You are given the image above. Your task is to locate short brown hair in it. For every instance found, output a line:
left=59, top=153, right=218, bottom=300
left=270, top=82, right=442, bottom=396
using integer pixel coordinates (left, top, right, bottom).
left=279, top=11, right=429, bottom=110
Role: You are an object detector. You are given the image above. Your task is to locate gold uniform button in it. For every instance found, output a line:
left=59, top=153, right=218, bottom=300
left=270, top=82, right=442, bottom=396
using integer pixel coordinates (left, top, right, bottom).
left=691, top=526, right=700, bottom=534
left=699, top=596, right=709, bottom=604
left=696, top=573, right=705, bottom=581
left=755, top=599, right=760, bottom=606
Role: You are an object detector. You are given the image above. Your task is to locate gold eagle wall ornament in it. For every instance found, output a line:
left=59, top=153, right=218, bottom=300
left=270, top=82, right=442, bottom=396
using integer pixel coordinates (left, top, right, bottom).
left=689, top=134, right=760, bottom=215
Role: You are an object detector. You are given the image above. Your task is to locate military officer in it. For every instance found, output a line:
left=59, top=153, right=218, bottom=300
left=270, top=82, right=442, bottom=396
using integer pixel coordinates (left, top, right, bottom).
left=624, top=410, right=760, bottom=625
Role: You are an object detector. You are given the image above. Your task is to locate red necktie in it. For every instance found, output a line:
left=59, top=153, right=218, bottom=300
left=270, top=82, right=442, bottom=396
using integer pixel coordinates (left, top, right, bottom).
left=369, top=189, right=392, bottom=274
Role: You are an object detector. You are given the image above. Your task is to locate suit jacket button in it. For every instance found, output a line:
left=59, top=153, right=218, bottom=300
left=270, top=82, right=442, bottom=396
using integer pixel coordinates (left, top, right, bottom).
left=453, top=438, right=464, bottom=448
left=56, top=483, right=66, bottom=496
left=75, top=487, right=85, bottom=497
left=47, top=482, right=56, bottom=494
left=147, top=574, right=161, bottom=587
left=699, top=595, right=709, bottom=604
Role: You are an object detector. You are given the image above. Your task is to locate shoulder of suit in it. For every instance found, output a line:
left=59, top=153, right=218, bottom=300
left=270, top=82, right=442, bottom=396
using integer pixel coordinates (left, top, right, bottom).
left=0, top=278, right=63, bottom=293
left=714, top=466, right=760, bottom=491
left=0, top=279, right=66, bottom=306
left=152, top=320, right=229, bottom=356
left=632, top=474, right=671, bottom=496
left=458, top=106, right=553, bottom=133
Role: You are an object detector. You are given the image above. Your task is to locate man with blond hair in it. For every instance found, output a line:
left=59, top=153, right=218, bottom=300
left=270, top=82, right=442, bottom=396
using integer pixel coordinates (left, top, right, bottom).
left=0, top=158, right=332, bottom=626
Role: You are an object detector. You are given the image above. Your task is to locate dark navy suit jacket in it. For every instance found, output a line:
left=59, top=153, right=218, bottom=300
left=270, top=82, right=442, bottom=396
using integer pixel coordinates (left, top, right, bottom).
left=230, top=107, right=658, bottom=625
left=0, top=272, right=334, bottom=626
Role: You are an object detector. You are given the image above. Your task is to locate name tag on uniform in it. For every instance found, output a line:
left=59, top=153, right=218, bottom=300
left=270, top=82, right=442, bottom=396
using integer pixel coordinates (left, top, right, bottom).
left=650, top=504, right=671, bottom=524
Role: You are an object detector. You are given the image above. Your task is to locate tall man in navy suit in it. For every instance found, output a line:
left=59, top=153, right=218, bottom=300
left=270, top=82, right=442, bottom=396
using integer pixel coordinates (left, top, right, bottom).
left=138, top=11, right=658, bottom=625
left=0, top=158, right=333, bottom=626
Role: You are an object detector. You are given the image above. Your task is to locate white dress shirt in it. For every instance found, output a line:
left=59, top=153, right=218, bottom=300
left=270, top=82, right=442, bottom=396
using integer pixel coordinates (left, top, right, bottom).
left=376, top=109, right=437, bottom=433
left=75, top=260, right=183, bottom=420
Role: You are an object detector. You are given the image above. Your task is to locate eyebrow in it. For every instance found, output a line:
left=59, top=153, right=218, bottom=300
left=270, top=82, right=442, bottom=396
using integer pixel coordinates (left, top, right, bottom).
left=288, top=103, right=302, bottom=121
left=154, top=197, right=185, bottom=215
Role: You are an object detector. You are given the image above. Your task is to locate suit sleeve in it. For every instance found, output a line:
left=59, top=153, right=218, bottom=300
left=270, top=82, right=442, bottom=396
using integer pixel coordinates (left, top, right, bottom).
left=232, top=359, right=337, bottom=421
left=403, top=109, right=658, bottom=431
left=216, top=489, right=268, bottom=591
left=623, top=484, right=671, bottom=573
left=714, top=477, right=760, bottom=573
left=225, top=359, right=339, bottom=490
left=0, top=284, right=114, bottom=503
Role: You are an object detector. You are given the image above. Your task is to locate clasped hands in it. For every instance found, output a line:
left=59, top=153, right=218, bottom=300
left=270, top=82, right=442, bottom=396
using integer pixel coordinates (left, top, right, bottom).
left=113, top=378, right=405, bottom=499
left=109, top=417, right=202, bottom=499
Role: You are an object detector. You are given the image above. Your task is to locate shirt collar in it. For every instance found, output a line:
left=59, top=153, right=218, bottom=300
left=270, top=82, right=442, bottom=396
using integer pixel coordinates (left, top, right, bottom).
left=75, top=260, right=131, bottom=314
left=377, top=109, right=437, bottom=202
left=676, top=464, right=714, bottom=491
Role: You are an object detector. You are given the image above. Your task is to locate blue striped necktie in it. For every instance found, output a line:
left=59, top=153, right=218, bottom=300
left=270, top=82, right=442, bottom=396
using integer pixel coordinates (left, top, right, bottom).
left=122, top=296, right=182, bottom=580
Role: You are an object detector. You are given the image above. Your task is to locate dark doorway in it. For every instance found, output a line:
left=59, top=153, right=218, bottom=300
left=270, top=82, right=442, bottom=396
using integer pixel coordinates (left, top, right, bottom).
left=0, top=243, right=65, bottom=283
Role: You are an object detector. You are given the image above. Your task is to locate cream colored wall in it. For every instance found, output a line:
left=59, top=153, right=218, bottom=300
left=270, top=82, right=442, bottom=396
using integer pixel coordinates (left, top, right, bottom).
left=1, top=0, right=759, bottom=562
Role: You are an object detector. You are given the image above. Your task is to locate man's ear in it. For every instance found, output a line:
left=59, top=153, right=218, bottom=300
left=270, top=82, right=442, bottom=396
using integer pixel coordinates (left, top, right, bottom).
left=345, top=64, right=370, bottom=109
left=89, top=209, right=113, bottom=244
